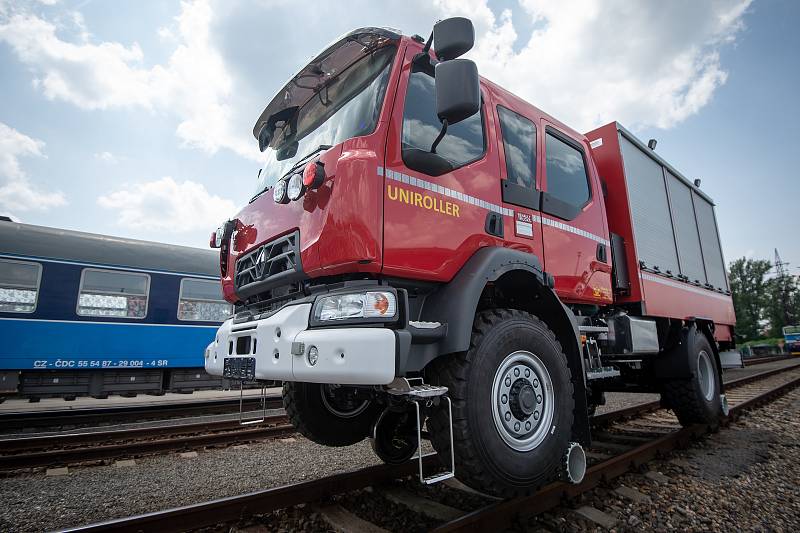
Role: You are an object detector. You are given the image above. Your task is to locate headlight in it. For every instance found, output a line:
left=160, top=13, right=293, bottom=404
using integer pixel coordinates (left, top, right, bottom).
left=273, top=179, right=288, bottom=204
left=214, top=223, right=225, bottom=247
left=287, top=173, right=304, bottom=201
left=313, top=291, right=397, bottom=322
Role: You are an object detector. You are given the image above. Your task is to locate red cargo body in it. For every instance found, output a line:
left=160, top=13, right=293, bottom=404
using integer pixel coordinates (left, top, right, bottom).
left=586, top=122, right=735, bottom=341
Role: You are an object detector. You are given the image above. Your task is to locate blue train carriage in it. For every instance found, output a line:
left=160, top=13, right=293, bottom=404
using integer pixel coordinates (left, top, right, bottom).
left=784, top=325, right=800, bottom=355
left=0, top=220, right=234, bottom=400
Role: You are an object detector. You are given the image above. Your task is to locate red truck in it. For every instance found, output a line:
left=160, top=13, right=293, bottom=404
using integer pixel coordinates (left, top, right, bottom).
left=206, top=18, right=735, bottom=496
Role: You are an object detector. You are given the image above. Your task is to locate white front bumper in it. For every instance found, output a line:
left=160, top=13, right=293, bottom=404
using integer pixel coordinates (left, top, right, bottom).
left=204, top=303, right=397, bottom=385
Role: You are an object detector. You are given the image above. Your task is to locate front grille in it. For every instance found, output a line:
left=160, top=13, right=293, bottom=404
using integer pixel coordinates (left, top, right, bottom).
left=234, top=231, right=304, bottom=299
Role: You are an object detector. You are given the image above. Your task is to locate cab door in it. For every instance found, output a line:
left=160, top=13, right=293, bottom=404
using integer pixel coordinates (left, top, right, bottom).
left=539, top=121, right=613, bottom=305
left=381, top=45, right=505, bottom=282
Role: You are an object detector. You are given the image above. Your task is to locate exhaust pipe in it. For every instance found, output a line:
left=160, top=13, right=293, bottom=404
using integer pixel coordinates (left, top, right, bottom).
left=563, top=442, right=586, bottom=484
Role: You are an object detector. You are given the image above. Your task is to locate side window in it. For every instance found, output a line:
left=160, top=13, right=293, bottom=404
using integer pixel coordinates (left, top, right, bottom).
left=545, top=131, right=591, bottom=207
left=497, top=106, right=536, bottom=188
left=78, top=269, right=149, bottom=318
left=178, top=278, right=233, bottom=322
left=0, top=259, right=41, bottom=313
left=402, top=68, right=485, bottom=173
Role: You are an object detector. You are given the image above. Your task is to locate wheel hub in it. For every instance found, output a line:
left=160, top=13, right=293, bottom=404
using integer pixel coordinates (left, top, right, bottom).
left=509, top=379, right=536, bottom=419
left=492, top=351, right=555, bottom=452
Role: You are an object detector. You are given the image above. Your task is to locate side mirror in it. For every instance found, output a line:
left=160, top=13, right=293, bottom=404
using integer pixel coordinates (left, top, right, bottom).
left=257, top=125, right=271, bottom=152
left=435, top=59, right=480, bottom=125
left=433, top=17, right=474, bottom=61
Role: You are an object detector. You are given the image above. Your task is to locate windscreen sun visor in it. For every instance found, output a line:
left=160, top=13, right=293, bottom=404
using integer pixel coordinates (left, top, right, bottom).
left=254, top=28, right=401, bottom=151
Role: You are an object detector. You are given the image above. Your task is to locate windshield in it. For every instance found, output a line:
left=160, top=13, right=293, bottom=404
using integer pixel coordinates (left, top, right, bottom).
left=254, top=45, right=396, bottom=197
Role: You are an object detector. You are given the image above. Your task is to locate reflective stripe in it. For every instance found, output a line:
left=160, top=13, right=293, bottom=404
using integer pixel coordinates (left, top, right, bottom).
left=380, top=167, right=610, bottom=247
left=641, top=273, right=732, bottom=301
left=541, top=217, right=610, bottom=247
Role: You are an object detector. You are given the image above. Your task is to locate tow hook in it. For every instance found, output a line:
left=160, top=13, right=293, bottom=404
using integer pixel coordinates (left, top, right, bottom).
left=563, top=442, right=586, bottom=484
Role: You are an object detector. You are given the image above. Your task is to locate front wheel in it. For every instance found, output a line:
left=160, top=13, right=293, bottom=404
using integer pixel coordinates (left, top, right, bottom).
left=427, top=309, right=575, bottom=498
left=283, top=382, right=380, bottom=446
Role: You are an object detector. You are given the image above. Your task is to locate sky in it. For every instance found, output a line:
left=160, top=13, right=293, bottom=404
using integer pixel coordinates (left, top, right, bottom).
left=0, top=0, right=797, bottom=274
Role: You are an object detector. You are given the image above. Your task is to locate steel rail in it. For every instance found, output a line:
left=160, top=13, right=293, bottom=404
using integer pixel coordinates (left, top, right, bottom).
left=63, top=455, right=442, bottom=533
left=743, top=355, right=792, bottom=366
left=0, top=415, right=292, bottom=470
left=590, top=359, right=800, bottom=426
left=64, top=363, right=800, bottom=533
left=0, top=395, right=282, bottom=430
left=432, top=369, right=800, bottom=532
left=0, top=413, right=287, bottom=453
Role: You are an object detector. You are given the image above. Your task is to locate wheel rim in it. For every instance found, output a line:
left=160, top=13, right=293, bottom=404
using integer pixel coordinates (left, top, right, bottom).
left=320, top=385, right=370, bottom=418
left=491, top=350, right=555, bottom=452
left=697, top=350, right=715, bottom=401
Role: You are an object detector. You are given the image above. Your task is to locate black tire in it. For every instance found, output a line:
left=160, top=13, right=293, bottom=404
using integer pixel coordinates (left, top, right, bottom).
left=427, top=309, right=575, bottom=498
left=283, top=382, right=380, bottom=446
left=661, top=328, right=722, bottom=428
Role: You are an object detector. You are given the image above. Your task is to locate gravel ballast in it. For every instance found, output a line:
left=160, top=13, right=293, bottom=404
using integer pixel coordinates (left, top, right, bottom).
left=0, top=437, right=381, bottom=532
left=2, top=362, right=799, bottom=531
left=521, top=386, right=800, bottom=532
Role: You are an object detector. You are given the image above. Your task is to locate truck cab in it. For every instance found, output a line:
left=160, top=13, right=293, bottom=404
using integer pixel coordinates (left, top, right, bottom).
left=206, top=19, right=734, bottom=497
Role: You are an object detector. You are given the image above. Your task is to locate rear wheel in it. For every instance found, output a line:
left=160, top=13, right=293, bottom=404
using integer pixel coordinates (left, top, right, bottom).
left=661, top=328, right=722, bottom=428
left=283, top=382, right=380, bottom=446
left=427, top=309, right=575, bottom=498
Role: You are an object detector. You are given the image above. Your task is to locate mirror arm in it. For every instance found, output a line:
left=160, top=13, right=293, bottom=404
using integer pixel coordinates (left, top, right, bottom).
left=430, top=119, right=449, bottom=154
left=422, top=29, right=434, bottom=56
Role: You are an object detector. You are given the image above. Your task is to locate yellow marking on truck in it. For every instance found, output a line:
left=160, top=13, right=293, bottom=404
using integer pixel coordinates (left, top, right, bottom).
left=387, top=184, right=461, bottom=218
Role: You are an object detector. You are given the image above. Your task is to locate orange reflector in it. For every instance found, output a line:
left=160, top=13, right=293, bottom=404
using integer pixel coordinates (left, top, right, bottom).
left=373, top=293, right=389, bottom=315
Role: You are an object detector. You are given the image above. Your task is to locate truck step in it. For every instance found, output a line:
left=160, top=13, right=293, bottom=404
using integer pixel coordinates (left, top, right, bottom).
left=586, top=367, right=621, bottom=380
left=579, top=325, right=609, bottom=333
left=388, top=384, right=448, bottom=398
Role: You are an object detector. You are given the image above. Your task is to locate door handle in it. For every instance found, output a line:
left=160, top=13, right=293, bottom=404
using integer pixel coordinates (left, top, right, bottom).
left=485, top=212, right=504, bottom=238
left=596, top=243, right=608, bottom=263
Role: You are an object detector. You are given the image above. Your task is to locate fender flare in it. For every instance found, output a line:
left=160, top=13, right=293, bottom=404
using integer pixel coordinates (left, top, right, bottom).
left=654, top=322, right=725, bottom=392
left=420, top=246, right=551, bottom=354
left=415, top=246, right=591, bottom=445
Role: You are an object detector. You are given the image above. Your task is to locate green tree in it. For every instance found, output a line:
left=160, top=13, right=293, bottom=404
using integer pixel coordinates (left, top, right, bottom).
left=728, top=257, right=772, bottom=341
left=766, top=273, right=800, bottom=337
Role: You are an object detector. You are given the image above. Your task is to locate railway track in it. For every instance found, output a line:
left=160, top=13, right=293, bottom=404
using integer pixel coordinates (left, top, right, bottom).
left=4, top=361, right=798, bottom=472
left=0, top=414, right=293, bottom=471
left=742, top=354, right=793, bottom=366
left=0, top=394, right=282, bottom=432
left=62, top=360, right=800, bottom=532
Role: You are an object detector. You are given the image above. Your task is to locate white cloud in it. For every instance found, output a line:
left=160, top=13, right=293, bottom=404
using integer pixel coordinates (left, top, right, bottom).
left=0, top=0, right=258, bottom=160
left=0, top=122, right=67, bottom=215
left=97, top=176, right=236, bottom=232
left=436, top=0, right=752, bottom=131
left=94, top=151, right=118, bottom=164
left=0, top=0, right=751, bottom=178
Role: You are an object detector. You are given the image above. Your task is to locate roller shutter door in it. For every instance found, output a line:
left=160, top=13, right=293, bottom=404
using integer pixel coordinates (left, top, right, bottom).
left=619, top=135, right=680, bottom=274
left=666, top=172, right=707, bottom=284
left=693, top=192, right=728, bottom=291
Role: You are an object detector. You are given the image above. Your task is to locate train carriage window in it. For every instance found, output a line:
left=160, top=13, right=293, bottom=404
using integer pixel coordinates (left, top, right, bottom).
left=77, top=269, right=149, bottom=318
left=178, top=279, right=232, bottom=322
left=0, top=259, right=42, bottom=313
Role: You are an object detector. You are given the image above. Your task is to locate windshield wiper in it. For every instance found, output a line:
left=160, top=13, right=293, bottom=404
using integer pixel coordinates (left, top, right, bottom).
left=250, top=144, right=333, bottom=203
left=283, top=144, right=333, bottom=177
